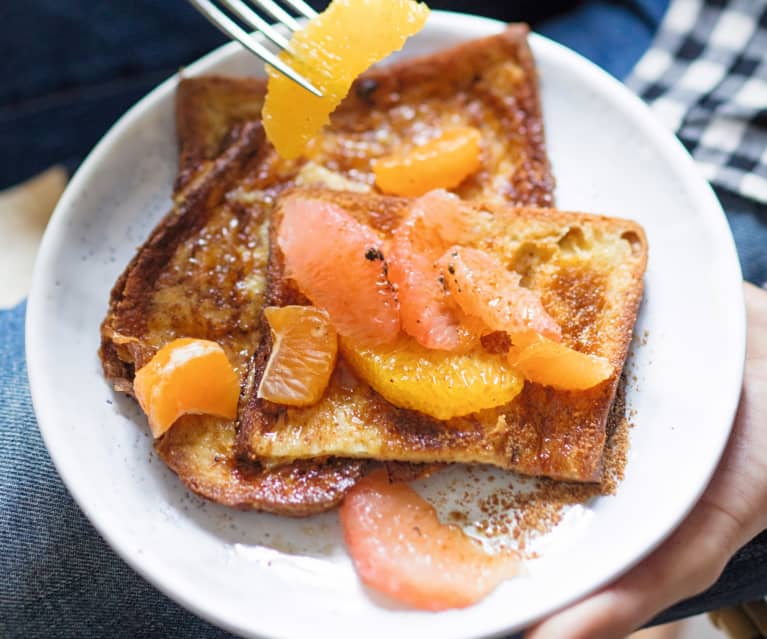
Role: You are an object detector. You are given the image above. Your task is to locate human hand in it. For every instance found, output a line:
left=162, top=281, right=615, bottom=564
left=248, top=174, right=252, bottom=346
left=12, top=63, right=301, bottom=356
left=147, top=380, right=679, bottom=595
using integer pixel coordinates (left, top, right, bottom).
left=526, top=282, right=767, bottom=639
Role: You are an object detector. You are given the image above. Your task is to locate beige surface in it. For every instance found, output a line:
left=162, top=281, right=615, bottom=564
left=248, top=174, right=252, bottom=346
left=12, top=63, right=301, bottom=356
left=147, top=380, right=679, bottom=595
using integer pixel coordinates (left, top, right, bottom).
left=710, top=602, right=767, bottom=638
left=0, top=167, right=67, bottom=309
left=742, top=602, right=767, bottom=634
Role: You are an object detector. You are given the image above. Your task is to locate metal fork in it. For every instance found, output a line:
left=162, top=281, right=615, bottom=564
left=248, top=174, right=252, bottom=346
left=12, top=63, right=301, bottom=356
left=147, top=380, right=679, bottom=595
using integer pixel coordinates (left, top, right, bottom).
left=188, top=0, right=323, bottom=96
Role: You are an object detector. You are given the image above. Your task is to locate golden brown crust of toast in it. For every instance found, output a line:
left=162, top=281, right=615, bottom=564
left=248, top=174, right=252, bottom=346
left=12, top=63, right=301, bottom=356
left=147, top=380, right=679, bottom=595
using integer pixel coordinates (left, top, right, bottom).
left=174, top=24, right=553, bottom=205
left=335, top=23, right=553, bottom=206
left=100, top=122, right=268, bottom=389
left=100, top=25, right=561, bottom=512
left=100, top=123, right=373, bottom=515
left=237, top=189, right=647, bottom=482
left=155, top=413, right=369, bottom=514
left=175, top=77, right=267, bottom=191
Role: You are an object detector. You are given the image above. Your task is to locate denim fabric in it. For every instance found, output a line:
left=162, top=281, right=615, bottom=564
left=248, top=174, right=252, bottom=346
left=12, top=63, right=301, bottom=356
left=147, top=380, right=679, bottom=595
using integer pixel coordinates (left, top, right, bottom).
left=537, top=0, right=671, bottom=79
left=0, top=302, right=230, bottom=639
left=3, top=1, right=766, bottom=637
left=720, top=189, right=767, bottom=287
left=2, top=0, right=664, bottom=190
left=653, top=529, right=767, bottom=626
left=1, top=0, right=227, bottom=188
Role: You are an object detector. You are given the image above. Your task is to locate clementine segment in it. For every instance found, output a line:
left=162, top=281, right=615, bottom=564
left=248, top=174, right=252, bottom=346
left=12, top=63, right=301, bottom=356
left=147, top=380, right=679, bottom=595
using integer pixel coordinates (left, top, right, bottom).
left=258, top=306, right=338, bottom=406
left=278, top=196, right=400, bottom=345
left=133, top=338, right=239, bottom=438
left=263, top=0, right=429, bottom=159
left=374, top=126, right=482, bottom=196
left=508, top=336, right=612, bottom=390
left=340, top=470, right=519, bottom=610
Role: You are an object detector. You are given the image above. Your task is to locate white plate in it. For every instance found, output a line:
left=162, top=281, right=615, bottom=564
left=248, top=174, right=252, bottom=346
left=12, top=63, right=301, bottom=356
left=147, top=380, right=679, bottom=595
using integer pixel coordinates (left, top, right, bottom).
left=26, top=11, right=745, bottom=639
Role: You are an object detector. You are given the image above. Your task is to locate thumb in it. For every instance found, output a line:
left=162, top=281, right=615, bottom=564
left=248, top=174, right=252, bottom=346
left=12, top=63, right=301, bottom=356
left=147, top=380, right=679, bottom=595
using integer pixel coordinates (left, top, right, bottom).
left=527, top=282, right=767, bottom=639
left=524, top=501, right=739, bottom=639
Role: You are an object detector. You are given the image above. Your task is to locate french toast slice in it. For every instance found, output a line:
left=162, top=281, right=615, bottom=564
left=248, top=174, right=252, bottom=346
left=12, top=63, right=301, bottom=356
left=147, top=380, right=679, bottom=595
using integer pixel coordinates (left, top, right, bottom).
left=100, top=25, right=557, bottom=513
left=174, top=76, right=267, bottom=192
left=100, top=122, right=369, bottom=514
left=174, top=24, right=553, bottom=205
left=237, top=189, right=647, bottom=482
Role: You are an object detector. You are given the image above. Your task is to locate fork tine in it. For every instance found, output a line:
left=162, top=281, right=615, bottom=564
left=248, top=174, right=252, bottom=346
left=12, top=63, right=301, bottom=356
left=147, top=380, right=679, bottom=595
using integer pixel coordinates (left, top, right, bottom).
left=281, top=0, right=318, bottom=20
left=248, top=0, right=302, bottom=31
left=218, top=0, right=291, bottom=50
left=189, top=0, right=322, bottom=96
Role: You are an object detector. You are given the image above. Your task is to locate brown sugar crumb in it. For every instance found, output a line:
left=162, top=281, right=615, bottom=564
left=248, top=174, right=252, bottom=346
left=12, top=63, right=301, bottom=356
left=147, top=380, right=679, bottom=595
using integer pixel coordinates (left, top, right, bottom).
left=460, top=374, right=633, bottom=555
left=481, top=331, right=511, bottom=354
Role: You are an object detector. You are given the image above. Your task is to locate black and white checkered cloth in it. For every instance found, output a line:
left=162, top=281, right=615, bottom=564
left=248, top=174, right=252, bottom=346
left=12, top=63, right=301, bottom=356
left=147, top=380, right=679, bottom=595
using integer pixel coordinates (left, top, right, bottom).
left=626, top=0, right=767, bottom=203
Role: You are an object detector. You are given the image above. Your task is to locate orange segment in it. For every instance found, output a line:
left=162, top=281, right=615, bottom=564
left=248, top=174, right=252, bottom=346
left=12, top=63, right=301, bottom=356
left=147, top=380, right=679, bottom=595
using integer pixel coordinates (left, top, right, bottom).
left=133, top=338, right=239, bottom=438
left=438, top=245, right=563, bottom=342
left=263, top=0, right=430, bottom=159
left=278, top=196, right=400, bottom=345
left=374, top=126, right=482, bottom=196
left=258, top=306, right=338, bottom=406
left=340, top=470, right=519, bottom=611
left=508, top=336, right=612, bottom=390
left=340, top=334, right=523, bottom=420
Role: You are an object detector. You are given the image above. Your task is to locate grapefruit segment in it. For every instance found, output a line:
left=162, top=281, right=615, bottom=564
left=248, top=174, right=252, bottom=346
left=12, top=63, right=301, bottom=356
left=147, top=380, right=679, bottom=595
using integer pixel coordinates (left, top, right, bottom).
left=414, top=188, right=479, bottom=247
left=374, top=126, right=483, bottom=196
left=340, top=334, right=523, bottom=420
left=438, top=245, right=562, bottom=342
left=340, top=470, right=520, bottom=611
left=263, top=0, right=430, bottom=159
left=278, top=196, right=400, bottom=345
left=388, top=191, right=481, bottom=351
left=258, top=305, right=338, bottom=406
left=387, top=233, right=465, bottom=351
left=133, top=338, right=239, bottom=438
left=508, top=336, right=612, bottom=390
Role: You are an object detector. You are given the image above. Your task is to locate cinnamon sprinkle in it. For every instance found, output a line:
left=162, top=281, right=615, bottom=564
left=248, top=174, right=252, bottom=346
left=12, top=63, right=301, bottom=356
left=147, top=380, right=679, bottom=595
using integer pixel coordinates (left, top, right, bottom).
left=424, top=373, right=634, bottom=556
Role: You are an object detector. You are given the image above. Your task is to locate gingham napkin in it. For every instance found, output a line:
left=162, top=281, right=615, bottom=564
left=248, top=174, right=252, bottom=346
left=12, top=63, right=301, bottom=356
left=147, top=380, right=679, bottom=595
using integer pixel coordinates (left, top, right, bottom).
left=626, top=0, right=767, bottom=203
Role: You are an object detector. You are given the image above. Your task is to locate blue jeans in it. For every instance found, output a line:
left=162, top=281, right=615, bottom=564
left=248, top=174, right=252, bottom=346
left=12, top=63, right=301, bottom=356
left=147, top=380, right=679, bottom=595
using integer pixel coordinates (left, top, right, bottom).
left=1, top=0, right=663, bottom=190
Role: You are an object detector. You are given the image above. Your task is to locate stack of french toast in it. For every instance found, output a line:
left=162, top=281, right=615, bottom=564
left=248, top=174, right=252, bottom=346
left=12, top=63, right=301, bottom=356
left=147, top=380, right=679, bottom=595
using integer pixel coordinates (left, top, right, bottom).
left=100, top=25, right=647, bottom=516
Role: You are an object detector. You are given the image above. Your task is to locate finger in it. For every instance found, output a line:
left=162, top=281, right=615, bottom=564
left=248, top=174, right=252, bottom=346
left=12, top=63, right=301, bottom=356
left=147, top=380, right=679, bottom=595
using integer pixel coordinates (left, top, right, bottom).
left=525, top=501, right=739, bottom=639
left=527, top=283, right=767, bottom=639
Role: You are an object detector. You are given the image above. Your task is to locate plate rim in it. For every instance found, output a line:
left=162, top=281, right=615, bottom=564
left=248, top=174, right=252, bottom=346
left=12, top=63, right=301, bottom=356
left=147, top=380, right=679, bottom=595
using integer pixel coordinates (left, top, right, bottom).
left=25, top=10, right=746, bottom=638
